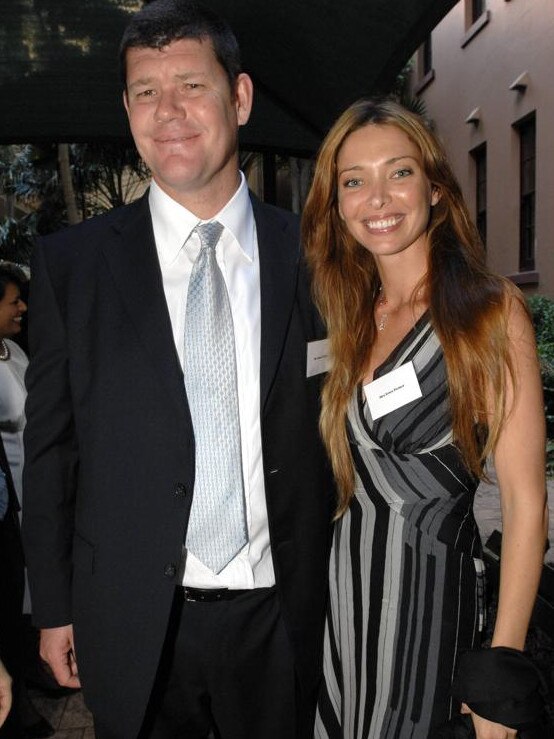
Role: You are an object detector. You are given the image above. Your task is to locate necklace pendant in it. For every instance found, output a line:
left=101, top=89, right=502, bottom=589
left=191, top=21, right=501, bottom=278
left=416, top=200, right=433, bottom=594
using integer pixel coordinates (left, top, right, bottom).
left=377, top=313, right=388, bottom=332
left=376, top=286, right=388, bottom=331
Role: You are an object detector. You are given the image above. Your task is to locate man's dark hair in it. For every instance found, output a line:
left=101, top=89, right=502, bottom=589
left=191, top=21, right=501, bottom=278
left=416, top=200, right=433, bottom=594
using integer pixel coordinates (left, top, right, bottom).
left=119, top=0, right=242, bottom=91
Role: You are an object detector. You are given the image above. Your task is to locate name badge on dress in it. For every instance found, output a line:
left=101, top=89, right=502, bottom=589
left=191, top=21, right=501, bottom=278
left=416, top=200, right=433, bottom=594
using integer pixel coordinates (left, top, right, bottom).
left=363, top=361, right=422, bottom=420
left=306, top=339, right=331, bottom=377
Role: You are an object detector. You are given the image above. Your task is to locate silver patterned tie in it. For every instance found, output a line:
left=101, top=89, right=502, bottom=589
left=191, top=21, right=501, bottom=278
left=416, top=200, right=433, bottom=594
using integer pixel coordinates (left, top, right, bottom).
left=183, top=222, right=247, bottom=573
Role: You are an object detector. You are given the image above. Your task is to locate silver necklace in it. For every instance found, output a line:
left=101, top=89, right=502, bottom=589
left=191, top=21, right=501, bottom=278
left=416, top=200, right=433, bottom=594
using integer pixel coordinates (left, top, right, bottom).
left=376, top=288, right=388, bottom=331
left=0, top=339, right=10, bottom=361
left=377, top=286, right=425, bottom=332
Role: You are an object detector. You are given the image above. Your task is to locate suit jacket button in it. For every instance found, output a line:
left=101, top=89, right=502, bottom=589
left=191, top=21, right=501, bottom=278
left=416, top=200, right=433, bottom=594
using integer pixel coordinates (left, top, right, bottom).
left=174, top=483, right=187, bottom=498
left=164, top=563, right=177, bottom=579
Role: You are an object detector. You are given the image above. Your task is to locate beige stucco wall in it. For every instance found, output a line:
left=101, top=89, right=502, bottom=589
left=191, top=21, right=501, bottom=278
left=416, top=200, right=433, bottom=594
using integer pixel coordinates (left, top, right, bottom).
left=412, top=0, right=554, bottom=297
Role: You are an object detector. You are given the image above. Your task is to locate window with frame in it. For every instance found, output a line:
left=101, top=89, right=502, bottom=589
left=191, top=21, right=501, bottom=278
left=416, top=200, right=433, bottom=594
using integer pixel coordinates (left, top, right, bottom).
left=414, top=35, right=434, bottom=93
left=517, top=115, right=536, bottom=272
left=422, top=35, right=432, bottom=77
left=471, top=0, right=486, bottom=23
left=472, top=144, right=487, bottom=248
left=462, top=0, right=489, bottom=45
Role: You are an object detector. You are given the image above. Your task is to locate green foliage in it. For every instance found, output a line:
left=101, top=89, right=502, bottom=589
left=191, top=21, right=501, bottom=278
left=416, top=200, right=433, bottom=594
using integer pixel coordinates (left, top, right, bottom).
left=71, top=142, right=149, bottom=216
left=0, top=144, right=68, bottom=243
left=527, top=295, right=554, bottom=454
left=390, top=61, right=429, bottom=120
left=0, top=144, right=60, bottom=203
left=0, top=141, right=149, bottom=257
left=547, top=440, right=554, bottom=478
left=527, top=295, right=554, bottom=346
left=0, top=215, right=35, bottom=265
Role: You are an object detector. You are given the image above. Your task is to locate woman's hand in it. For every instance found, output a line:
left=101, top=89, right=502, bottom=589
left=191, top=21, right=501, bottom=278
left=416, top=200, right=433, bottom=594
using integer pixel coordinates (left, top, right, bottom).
left=0, top=659, right=12, bottom=728
left=461, top=703, right=517, bottom=739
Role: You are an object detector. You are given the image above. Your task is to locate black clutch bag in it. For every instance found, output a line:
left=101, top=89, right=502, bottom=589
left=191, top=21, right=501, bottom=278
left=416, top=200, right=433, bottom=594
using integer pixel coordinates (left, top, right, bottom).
left=433, top=713, right=551, bottom=738
left=432, top=714, right=475, bottom=738
left=432, top=647, right=552, bottom=738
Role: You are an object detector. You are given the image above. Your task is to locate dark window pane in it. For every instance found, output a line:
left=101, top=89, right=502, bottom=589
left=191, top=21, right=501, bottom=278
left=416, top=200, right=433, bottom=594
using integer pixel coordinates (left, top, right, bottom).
left=472, top=0, right=486, bottom=23
left=473, top=144, right=487, bottom=248
left=423, top=36, right=432, bottom=75
left=520, top=194, right=535, bottom=271
left=518, top=117, right=536, bottom=271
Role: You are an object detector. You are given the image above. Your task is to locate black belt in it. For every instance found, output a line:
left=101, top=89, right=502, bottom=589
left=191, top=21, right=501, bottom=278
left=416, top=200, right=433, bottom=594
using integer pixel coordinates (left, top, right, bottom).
left=182, top=586, right=253, bottom=602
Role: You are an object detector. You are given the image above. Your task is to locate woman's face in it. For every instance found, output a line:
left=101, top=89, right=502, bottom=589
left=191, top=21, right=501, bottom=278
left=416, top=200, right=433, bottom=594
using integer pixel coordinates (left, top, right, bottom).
left=0, top=282, right=27, bottom=339
left=336, top=123, right=440, bottom=262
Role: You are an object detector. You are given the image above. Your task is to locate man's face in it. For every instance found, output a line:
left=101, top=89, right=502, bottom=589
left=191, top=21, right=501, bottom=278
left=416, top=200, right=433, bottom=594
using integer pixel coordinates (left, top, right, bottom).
left=124, top=37, right=252, bottom=213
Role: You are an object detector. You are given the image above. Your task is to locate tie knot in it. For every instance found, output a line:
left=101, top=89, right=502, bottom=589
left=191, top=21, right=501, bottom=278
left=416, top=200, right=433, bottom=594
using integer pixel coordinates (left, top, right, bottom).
left=195, top=221, right=224, bottom=251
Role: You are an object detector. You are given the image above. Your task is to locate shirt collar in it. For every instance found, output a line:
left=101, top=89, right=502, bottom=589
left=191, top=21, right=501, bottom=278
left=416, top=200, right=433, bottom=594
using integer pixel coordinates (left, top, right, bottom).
left=149, top=173, right=254, bottom=265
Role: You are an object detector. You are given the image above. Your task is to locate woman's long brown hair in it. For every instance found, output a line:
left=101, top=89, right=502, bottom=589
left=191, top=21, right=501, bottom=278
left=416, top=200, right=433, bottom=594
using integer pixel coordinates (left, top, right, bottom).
left=302, top=98, right=519, bottom=516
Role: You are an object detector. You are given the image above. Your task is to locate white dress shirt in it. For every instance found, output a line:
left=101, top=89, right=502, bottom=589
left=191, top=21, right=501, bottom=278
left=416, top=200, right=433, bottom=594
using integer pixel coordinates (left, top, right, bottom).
left=149, top=175, right=275, bottom=589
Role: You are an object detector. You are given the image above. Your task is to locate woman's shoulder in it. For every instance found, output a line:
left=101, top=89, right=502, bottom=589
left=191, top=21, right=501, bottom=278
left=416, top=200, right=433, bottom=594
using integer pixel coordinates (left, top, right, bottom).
left=4, top=339, right=28, bottom=367
left=494, top=279, right=533, bottom=333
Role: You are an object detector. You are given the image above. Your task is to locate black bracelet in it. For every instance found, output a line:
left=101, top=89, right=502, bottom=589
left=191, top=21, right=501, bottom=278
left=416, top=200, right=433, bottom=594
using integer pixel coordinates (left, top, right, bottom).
left=451, top=647, right=548, bottom=731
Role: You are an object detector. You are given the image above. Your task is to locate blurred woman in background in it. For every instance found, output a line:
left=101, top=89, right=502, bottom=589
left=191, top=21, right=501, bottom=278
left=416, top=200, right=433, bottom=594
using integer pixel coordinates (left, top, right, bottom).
left=0, top=264, right=53, bottom=738
left=0, top=263, right=28, bottom=509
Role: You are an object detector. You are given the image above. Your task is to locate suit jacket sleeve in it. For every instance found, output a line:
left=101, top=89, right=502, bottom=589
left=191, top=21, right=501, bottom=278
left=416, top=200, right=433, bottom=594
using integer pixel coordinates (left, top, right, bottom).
left=22, top=239, right=78, bottom=628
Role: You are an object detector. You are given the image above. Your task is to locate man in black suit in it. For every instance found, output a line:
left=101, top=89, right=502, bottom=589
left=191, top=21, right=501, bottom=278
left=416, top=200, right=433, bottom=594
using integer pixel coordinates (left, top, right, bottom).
left=22, top=2, right=334, bottom=737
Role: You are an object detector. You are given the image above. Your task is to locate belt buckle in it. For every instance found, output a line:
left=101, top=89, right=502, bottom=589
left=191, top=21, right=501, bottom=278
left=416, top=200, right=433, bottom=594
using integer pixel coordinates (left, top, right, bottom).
left=184, top=587, right=226, bottom=602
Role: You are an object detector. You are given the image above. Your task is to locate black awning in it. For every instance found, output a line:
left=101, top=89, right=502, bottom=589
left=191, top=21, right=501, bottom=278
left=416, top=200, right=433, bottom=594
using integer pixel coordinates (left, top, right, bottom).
left=1, top=0, right=457, bottom=154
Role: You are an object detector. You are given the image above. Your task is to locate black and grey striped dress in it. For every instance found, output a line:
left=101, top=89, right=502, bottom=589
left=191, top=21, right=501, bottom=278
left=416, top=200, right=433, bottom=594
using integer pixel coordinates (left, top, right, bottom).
left=315, top=315, right=486, bottom=739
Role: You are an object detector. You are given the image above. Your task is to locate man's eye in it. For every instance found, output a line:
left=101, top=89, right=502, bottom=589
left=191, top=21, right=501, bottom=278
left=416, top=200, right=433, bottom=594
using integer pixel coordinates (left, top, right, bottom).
left=136, top=89, right=155, bottom=98
left=183, top=83, right=204, bottom=92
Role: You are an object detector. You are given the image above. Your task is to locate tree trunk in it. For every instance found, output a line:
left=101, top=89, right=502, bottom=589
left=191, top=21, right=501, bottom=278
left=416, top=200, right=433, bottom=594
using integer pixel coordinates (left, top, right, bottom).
left=58, top=143, right=80, bottom=224
left=290, top=157, right=300, bottom=214
left=290, top=157, right=313, bottom=214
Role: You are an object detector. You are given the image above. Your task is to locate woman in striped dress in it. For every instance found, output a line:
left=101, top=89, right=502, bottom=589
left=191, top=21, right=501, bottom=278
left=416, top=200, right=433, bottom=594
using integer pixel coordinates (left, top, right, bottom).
left=302, top=99, right=548, bottom=738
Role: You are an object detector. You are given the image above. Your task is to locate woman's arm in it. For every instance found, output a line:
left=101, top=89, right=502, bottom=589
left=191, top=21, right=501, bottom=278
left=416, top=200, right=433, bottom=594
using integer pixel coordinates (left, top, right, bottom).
left=466, top=297, right=549, bottom=739
left=491, top=297, right=548, bottom=650
left=0, top=659, right=12, bottom=728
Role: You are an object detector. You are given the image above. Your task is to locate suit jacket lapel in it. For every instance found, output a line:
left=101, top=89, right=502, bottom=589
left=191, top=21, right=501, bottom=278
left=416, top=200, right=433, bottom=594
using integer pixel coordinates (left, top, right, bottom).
left=253, top=196, right=300, bottom=411
left=101, top=194, right=189, bottom=428
left=102, top=193, right=298, bottom=424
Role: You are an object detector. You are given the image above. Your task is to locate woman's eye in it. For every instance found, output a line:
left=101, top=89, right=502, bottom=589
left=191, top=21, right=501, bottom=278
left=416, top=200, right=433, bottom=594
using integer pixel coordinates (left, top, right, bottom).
left=392, top=168, right=412, bottom=179
left=342, top=178, right=362, bottom=188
